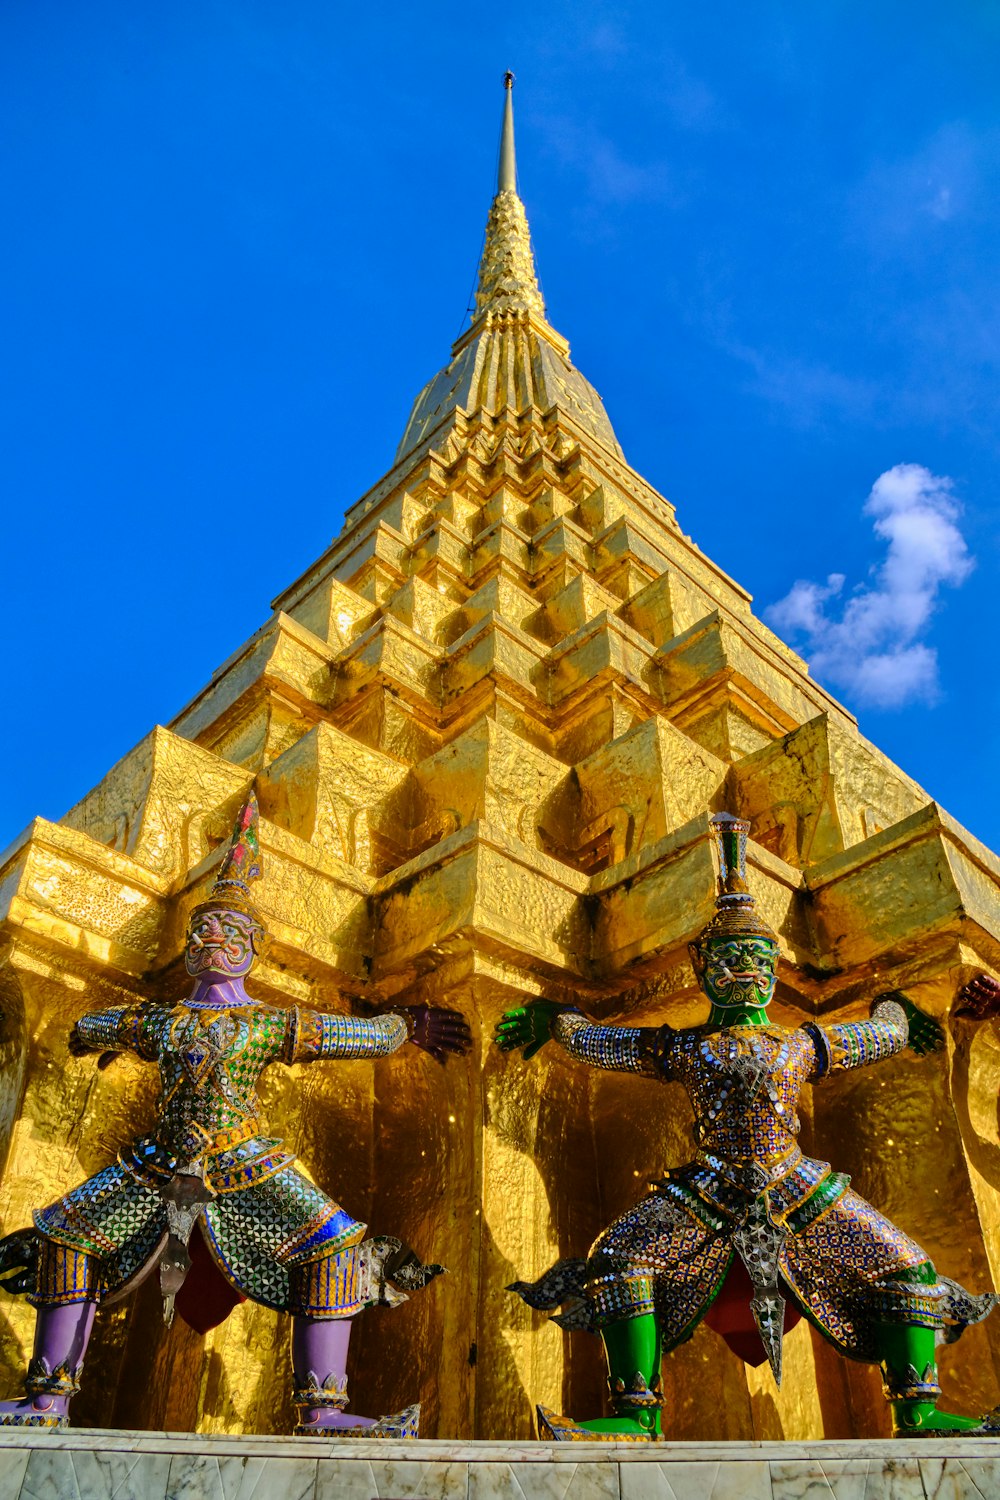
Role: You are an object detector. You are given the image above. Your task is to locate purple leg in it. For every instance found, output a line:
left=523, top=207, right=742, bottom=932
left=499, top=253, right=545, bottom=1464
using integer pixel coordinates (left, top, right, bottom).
left=0, top=1301, right=97, bottom=1427
left=291, top=1316, right=377, bottom=1431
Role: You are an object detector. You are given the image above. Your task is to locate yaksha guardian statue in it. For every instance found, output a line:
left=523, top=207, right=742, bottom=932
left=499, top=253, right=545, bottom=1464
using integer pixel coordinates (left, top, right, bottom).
left=496, top=813, right=998, bottom=1440
left=0, top=795, right=470, bottom=1434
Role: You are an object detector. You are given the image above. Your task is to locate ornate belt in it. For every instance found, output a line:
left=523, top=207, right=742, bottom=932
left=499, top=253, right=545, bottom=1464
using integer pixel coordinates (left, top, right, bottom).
left=208, top=1119, right=260, bottom=1152
left=158, top=1117, right=260, bottom=1161
left=697, top=1145, right=801, bottom=1195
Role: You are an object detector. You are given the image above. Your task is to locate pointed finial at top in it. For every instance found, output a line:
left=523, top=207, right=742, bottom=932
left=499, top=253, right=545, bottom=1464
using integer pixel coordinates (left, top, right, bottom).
left=498, top=71, right=517, bottom=194
left=472, top=71, right=545, bottom=321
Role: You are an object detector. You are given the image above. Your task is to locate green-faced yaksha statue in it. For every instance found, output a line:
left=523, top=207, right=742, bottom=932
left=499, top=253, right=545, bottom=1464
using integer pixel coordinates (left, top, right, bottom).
left=496, top=813, right=998, bottom=1440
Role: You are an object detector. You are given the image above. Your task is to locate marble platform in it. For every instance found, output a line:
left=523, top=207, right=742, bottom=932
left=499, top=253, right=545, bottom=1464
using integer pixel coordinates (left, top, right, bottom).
left=0, top=1429, right=998, bottom=1500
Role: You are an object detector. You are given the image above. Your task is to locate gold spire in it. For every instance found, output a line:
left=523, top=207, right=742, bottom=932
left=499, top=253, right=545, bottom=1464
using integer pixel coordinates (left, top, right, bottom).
left=473, top=72, right=546, bottom=320
left=394, top=73, right=623, bottom=461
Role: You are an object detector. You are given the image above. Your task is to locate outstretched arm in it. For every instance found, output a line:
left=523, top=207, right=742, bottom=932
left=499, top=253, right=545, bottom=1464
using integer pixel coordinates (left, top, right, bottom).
left=285, top=1005, right=470, bottom=1065
left=70, top=1005, right=154, bottom=1062
left=552, top=1012, right=667, bottom=1076
left=805, top=990, right=942, bottom=1078
left=494, top=1000, right=667, bottom=1076
left=285, top=1009, right=410, bottom=1063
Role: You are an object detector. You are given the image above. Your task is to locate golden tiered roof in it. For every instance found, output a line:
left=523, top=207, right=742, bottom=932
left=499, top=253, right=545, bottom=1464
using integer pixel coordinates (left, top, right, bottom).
left=0, top=77, right=998, bottom=1441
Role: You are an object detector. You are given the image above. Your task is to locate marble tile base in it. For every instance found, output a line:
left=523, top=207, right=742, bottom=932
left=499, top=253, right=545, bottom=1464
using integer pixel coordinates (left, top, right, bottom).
left=0, top=1430, right=998, bottom=1500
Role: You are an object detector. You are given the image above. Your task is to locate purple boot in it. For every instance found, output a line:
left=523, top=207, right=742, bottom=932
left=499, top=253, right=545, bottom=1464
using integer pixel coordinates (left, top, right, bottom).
left=291, top=1316, right=420, bottom=1438
left=0, top=1301, right=96, bottom=1429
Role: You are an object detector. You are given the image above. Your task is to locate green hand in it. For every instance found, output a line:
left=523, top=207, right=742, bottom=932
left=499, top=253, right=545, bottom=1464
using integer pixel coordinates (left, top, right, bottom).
left=896, top=995, right=945, bottom=1056
left=494, top=1000, right=568, bottom=1061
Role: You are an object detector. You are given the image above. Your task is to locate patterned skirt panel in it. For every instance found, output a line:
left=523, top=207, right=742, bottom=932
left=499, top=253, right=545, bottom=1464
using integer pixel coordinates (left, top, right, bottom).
left=32, top=1162, right=167, bottom=1301
left=766, top=1155, right=844, bottom=1221
left=32, top=1160, right=365, bottom=1314
left=779, top=1187, right=939, bottom=1361
left=200, top=1165, right=366, bottom=1312
left=584, top=1182, right=941, bottom=1359
left=586, top=1192, right=731, bottom=1342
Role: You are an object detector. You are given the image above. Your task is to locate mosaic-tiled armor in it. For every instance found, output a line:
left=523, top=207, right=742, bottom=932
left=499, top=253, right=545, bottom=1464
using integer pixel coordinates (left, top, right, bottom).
left=36, top=1001, right=412, bottom=1318
left=0, top=795, right=469, bottom=1434
left=498, top=814, right=998, bottom=1440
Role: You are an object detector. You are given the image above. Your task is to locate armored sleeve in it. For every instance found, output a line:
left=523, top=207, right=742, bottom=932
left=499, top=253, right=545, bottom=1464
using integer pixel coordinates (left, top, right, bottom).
left=283, top=1007, right=410, bottom=1064
left=551, top=1012, right=671, bottom=1077
left=804, top=996, right=909, bottom=1079
left=73, top=1005, right=159, bottom=1060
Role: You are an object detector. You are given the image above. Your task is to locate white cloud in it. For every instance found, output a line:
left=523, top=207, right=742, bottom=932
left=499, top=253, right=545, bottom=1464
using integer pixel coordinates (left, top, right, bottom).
left=765, top=464, right=973, bottom=709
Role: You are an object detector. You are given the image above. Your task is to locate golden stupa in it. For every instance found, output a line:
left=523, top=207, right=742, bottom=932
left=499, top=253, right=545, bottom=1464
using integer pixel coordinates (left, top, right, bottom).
left=1, top=78, right=998, bottom=1442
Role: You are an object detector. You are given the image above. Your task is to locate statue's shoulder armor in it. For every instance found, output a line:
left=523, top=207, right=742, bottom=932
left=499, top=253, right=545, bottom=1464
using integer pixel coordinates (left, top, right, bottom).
left=251, top=1004, right=292, bottom=1049
left=665, top=1024, right=707, bottom=1065
left=674, top=1024, right=705, bottom=1047
left=243, top=1003, right=286, bottom=1027
left=761, top=1022, right=804, bottom=1059
left=129, top=1003, right=174, bottom=1057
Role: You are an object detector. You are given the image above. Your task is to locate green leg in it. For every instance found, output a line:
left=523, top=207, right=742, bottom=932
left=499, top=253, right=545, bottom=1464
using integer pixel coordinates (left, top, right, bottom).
left=880, top=1322, right=980, bottom=1434
left=571, top=1313, right=663, bottom=1436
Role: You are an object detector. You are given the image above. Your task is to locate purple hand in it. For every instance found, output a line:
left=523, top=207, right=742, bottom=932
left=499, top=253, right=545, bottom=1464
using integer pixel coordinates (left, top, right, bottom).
left=399, top=1006, right=472, bottom=1065
left=955, top=973, right=1000, bottom=1020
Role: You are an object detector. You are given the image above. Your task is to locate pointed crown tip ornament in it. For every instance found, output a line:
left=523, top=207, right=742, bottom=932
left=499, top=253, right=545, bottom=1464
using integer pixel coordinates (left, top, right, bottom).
left=697, top=813, right=777, bottom=947
left=192, top=793, right=265, bottom=928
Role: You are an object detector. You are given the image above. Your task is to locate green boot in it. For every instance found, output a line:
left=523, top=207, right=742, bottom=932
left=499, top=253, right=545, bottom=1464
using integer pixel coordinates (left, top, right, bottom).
left=537, top=1313, right=663, bottom=1440
left=880, top=1322, right=981, bottom=1435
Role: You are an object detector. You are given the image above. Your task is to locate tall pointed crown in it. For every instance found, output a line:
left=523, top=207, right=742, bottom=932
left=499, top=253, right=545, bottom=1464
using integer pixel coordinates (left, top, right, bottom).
left=697, top=814, right=777, bottom=945
left=194, top=793, right=264, bottom=924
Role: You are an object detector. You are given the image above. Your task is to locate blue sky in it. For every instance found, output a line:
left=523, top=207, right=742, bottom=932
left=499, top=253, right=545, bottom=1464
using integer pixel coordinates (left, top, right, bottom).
left=1, top=2, right=997, bottom=853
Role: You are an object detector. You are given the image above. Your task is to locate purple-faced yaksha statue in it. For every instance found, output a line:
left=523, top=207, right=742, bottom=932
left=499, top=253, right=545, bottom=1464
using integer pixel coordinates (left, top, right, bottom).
left=0, top=794, right=470, bottom=1435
